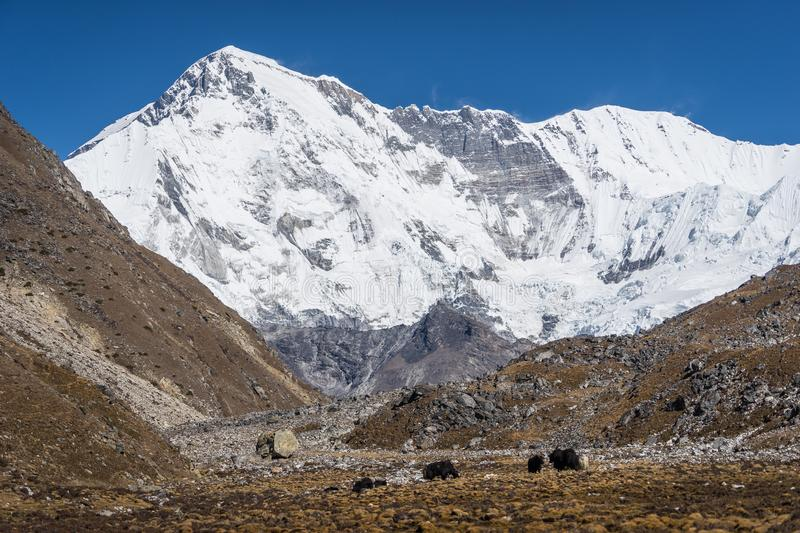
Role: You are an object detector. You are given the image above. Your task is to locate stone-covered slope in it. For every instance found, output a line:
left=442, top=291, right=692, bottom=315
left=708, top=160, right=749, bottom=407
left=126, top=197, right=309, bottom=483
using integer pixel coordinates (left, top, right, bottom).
left=0, top=334, right=187, bottom=486
left=347, top=265, right=800, bottom=451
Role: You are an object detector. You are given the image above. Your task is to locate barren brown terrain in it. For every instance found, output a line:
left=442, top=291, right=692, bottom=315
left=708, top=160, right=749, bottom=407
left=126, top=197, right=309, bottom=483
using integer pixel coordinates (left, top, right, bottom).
left=2, top=452, right=799, bottom=531
left=0, top=333, right=187, bottom=487
left=0, top=101, right=316, bottom=425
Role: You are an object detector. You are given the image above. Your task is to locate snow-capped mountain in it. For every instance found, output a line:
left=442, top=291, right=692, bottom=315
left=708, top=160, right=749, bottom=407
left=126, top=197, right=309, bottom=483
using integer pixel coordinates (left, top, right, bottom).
left=65, top=46, right=800, bottom=395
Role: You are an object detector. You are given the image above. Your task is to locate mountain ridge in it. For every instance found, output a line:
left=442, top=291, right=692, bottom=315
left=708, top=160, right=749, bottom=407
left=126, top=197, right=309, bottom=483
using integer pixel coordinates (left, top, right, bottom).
left=71, top=47, right=796, bottom=155
left=64, top=46, right=800, bottom=395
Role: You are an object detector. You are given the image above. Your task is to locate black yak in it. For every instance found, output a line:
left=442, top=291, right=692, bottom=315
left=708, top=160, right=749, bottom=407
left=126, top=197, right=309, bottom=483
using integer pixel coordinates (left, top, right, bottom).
left=527, top=454, right=545, bottom=473
left=549, top=448, right=581, bottom=471
left=423, top=460, right=459, bottom=480
left=352, top=477, right=386, bottom=492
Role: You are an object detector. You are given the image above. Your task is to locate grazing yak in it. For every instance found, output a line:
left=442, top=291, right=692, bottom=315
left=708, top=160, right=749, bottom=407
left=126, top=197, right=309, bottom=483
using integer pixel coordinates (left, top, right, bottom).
left=527, top=454, right=545, bottom=473
left=423, top=460, right=460, bottom=480
left=549, top=448, right=582, bottom=471
left=352, top=477, right=387, bottom=492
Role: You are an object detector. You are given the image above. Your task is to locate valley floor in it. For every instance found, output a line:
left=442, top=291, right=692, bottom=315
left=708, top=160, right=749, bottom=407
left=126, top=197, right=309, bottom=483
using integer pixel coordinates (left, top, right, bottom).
left=1, top=450, right=799, bottom=531
left=3, top=385, right=800, bottom=531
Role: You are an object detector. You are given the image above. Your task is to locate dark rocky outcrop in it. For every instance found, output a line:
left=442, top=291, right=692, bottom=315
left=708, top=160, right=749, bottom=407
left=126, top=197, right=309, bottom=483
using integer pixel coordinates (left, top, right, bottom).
left=266, top=303, right=516, bottom=396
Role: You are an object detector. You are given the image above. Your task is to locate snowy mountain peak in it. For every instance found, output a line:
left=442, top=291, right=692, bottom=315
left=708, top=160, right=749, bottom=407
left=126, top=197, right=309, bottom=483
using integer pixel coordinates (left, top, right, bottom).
left=65, top=46, right=800, bottom=395
left=208, top=44, right=293, bottom=74
left=216, top=44, right=258, bottom=56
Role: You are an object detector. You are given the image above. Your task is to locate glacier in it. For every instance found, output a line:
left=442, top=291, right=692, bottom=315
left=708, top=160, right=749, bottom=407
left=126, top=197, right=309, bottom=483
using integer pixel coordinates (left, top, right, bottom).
left=65, top=46, right=800, bottom=395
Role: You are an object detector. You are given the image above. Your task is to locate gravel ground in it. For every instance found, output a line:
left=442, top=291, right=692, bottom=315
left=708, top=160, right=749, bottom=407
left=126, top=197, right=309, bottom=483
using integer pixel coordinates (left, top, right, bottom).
left=168, top=391, right=800, bottom=476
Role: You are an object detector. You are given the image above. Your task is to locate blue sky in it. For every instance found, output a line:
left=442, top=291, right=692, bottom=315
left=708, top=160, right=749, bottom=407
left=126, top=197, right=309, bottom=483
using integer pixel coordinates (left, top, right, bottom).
left=1, top=0, right=797, bottom=157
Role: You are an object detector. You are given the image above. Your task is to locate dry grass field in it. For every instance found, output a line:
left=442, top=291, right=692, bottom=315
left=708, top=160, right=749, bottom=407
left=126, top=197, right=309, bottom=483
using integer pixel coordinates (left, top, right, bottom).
left=2, top=453, right=799, bottom=531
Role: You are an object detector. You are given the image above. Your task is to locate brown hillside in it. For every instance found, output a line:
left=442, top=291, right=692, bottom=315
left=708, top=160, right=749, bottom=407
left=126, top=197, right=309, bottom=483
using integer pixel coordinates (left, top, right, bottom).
left=0, top=103, right=318, bottom=437
left=0, top=333, right=187, bottom=486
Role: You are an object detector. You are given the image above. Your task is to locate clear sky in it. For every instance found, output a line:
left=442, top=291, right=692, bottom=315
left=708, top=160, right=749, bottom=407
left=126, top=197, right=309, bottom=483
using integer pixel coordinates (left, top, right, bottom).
left=1, top=0, right=797, bottom=157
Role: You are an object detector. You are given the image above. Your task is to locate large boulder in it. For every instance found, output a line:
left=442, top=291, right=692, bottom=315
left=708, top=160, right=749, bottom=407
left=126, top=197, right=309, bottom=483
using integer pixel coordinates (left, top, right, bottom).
left=457, top=393, right=477, bottom=409
left=256, top=429, right=299, bottom=459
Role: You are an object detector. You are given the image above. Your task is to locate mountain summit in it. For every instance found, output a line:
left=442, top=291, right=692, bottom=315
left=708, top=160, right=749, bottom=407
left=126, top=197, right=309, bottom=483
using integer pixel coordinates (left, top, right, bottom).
left=65, top=46, right=800, bottom=394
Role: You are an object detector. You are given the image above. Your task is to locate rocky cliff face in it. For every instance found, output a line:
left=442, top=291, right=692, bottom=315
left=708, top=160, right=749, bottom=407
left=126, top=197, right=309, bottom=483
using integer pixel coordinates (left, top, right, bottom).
left=65, top=46, right=800, bottom=395
left=390, top=105, right=584, bottom=261
left=265, top=302, right=515, bottom=395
